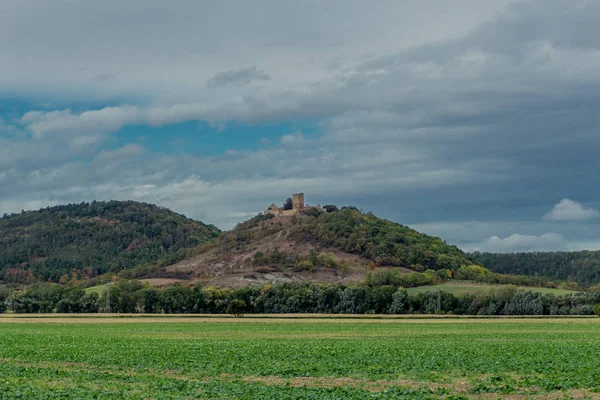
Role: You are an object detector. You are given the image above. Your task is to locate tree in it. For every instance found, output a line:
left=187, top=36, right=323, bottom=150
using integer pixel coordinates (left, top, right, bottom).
left=593, top=304, right=600, bottom=317
left=227, top=299, right=246, bottom=317
left=160, top=285, right=194, bottom=313
left=0, top=288, right=8, bottom=313
left=283, top=197, right=293, bottom=210
left=322, top=205, right=339, bottom=213
left=136, top=287, right=160, bottom=313
left=389, top=287, right=408, bottom=314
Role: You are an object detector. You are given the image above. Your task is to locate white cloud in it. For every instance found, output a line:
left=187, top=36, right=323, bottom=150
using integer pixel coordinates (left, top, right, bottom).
left=21, top=106, right=141, bottom=139
left=473, top=233, right=567, bottom=253
left=414, top=220, right=600, bottom=253
left=544, top=199, right=600, bottom=221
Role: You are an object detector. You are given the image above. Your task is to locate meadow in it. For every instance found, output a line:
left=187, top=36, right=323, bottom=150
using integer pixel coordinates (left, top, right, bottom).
left=0, top=316, right=599, bottom=399
left=405, top=281, right=579, bottom=296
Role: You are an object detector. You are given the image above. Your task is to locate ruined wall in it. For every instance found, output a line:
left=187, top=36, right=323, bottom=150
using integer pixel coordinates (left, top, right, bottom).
left=292, top=193, right=305, bottom=212
left=265, top=209, right=297, bottom=217
left=265, top=193, right=311, bottom=217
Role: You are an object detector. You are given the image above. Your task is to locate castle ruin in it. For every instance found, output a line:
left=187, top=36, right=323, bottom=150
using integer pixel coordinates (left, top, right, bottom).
left=265, top=193, right=321, bottom=217
left=292, top=193, right=304, bottom=213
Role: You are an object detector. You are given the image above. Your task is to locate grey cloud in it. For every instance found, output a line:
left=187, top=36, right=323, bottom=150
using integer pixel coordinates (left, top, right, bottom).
left=0, top=118, right=22, bottom=138
left=205, top=66, right=271, bottom=88
left=2, top=0, right=600, bottom=250
left=0, top=0, right=508, bottom=101
left=91, top=73, right=117, bottom=82
left=93, top=144, right=146, bottom=164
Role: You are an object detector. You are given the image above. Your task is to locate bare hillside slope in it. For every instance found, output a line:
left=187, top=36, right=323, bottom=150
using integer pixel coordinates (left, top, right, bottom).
left=168, top=208, right=470, bottom=288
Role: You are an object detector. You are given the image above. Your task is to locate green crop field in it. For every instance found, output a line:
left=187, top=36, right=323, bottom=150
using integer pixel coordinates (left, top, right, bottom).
left=406, top=281, right=579, bottom=296
left=0, top=317, right=599, bottom=399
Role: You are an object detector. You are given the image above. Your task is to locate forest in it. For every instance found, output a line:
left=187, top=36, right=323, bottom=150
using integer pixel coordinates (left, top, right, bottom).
left=297, top=207, right=473, bottom=270
left=471, top=251, right=600, bottom=286
left=0, top=201, right=221, bottom=283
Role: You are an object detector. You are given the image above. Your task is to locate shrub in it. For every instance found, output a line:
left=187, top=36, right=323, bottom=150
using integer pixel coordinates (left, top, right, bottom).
left=593, top=304, right=600, bottom=317
left=302, top=207, right=322, bottom=217
left=294, top=260, right=314, bottom=272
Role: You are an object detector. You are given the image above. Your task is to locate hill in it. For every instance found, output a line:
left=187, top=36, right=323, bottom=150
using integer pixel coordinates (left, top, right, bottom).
left=0, top=201, right=220, bottom=283
left=168, top=207, right=474, bottom=287
left=470, top=251, right=600, bottom=287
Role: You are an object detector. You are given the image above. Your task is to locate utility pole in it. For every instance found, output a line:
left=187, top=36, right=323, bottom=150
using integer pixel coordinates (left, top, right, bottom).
left=437, top=289, right=441, bottom=313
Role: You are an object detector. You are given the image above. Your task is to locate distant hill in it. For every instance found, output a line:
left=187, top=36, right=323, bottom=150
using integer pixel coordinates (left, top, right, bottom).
left=10, top=200, right=584, bottom=290
left=168, top=207, right=474, bottom=287
left=471, top=251, right=600, bottom=287
left=0, top=201, right=221, bottom=283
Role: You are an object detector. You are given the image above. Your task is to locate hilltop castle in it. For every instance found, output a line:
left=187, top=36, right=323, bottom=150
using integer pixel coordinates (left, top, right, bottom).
left=265, top=193, right=321, bottom=217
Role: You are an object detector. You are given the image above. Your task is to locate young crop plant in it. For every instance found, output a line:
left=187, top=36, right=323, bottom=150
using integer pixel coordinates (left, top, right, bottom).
left=1, top=318, right=600, bottom=399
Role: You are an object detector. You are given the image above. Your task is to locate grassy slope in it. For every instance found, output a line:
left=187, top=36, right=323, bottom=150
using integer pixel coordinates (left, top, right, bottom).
left=83, top=285, right=106, bottom=296
left=406, top=280, right=579, bottom=296
left=0, top=318, right=599, bottom=399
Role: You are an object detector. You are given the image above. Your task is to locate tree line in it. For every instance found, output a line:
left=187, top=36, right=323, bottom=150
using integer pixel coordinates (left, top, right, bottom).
left=2, top=281, right=599, bottom=316
left=471, top=251, right=600, bottom=287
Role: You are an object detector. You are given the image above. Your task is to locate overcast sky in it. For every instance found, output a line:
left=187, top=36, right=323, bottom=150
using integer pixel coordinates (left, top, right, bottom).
left=2, top=0, right=600, bottom=253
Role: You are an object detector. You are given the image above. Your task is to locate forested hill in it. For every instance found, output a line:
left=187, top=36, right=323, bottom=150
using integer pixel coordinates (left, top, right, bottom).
left=0, top=201, right=221, bottom=283
left=169, top=206, right=476, bottom=287
left=470, top=251, right=600, bottom=287
left=297, top=207, right=472, bottom=270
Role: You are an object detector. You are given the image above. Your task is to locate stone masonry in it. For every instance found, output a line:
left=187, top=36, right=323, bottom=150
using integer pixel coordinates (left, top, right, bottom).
left=265, top=193, right=320, bottom=217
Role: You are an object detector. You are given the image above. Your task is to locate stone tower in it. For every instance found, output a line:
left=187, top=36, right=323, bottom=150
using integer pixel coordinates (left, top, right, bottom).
left=292, top=193, right=305, bottom=212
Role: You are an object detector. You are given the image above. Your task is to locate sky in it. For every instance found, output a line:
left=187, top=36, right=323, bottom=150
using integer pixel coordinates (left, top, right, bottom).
left=2, top=0, right=600, bottom=253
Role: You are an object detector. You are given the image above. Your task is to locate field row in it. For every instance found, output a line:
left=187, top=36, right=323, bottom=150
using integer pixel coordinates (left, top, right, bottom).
left=1, top=318, right=599, bottom=399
